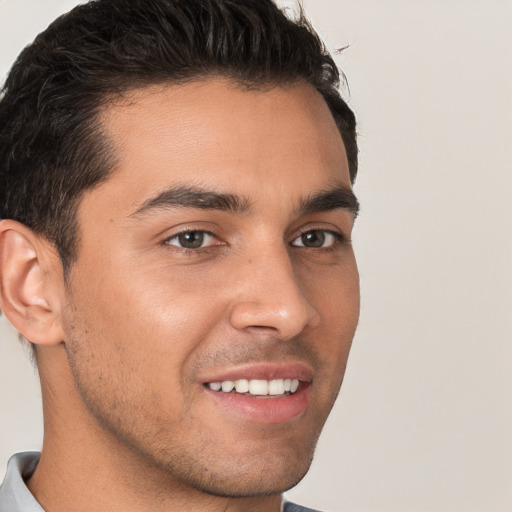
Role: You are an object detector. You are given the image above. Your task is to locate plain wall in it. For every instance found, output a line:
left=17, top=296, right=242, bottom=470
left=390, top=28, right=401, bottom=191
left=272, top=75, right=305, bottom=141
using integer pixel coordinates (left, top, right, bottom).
left=1, top=1, right=511, bottom=511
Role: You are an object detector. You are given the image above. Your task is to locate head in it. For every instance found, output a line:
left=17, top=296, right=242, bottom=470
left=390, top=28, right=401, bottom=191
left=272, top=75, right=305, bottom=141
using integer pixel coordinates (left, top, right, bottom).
left=0, top=0, right=359, bottom=504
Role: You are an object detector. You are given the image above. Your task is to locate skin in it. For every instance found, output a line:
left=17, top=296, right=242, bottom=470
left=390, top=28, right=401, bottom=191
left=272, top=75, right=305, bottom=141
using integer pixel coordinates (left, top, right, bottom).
left=1, top=79, right=359, bottom=512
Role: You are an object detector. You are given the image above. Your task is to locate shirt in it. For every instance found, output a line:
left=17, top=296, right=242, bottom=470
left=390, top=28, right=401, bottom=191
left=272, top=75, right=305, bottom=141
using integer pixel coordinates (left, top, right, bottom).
left=0, top=452, right=321, bottom=512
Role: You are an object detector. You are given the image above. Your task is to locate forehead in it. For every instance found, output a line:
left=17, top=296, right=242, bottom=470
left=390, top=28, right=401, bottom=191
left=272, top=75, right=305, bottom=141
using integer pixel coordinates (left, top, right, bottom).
left=93, top=79, right=350, bottom=213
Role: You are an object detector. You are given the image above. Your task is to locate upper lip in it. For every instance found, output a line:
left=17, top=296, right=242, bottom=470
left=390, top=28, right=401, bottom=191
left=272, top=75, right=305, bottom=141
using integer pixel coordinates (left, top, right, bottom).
left=199, top=361, right=314, bottom=384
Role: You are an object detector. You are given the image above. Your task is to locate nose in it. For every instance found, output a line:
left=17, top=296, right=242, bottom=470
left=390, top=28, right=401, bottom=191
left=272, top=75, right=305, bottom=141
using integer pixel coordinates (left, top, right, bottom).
left=229, top=248, right=320, bottom=340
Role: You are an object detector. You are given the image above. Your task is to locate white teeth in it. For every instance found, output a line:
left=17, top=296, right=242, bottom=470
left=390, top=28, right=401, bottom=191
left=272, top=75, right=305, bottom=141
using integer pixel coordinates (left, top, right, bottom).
left=268, top=379, right=285, bottom=395
left=221, top=380, right=235, bottom=392
left=235, top=379, right=249, bottom=393
left=207, top=378, right=301, bottom=396
left=249, top=379, right=268, bottom=395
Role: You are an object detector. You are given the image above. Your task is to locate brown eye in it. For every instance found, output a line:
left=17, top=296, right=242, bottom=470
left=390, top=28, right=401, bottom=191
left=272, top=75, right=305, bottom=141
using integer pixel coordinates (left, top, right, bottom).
left=165, top=231, right=214, bottom=249
left=301, top=231, right=325, bottom=247
left=291, top=230, right=340, bottom=248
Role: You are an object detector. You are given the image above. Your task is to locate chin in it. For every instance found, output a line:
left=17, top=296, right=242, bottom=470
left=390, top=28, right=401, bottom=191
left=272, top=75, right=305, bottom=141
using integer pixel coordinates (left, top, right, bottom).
left=154, top=437, right=317, bottom=499
left=175, top=454, right=313, bottom=498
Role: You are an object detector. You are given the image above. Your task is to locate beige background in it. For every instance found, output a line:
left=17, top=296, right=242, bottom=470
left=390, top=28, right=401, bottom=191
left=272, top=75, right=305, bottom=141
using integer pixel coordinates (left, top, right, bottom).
left=1, top=1, right=511, bottom=511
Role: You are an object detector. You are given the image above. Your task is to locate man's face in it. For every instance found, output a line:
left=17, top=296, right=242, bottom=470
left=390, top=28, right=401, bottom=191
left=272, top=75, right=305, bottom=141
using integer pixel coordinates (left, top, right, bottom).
left=62, top=80, right=359, bottom=496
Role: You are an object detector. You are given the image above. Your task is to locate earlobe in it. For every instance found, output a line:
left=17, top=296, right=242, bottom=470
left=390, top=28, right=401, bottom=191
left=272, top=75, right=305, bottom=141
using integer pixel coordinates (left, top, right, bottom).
left=0, top=220, right=65, bottom=346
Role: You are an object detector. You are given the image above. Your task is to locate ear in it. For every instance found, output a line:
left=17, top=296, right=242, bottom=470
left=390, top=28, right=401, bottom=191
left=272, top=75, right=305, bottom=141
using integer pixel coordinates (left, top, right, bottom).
left=0, top=220, right=65, bottom=346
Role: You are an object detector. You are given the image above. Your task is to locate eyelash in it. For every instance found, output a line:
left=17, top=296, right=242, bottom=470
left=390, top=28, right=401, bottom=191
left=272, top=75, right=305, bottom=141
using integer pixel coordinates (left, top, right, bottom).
left=163, top=229, right=221, bottom=252
left=291, top=229, right=345, bottom=250
left=163, top=228, right=346, bottom=252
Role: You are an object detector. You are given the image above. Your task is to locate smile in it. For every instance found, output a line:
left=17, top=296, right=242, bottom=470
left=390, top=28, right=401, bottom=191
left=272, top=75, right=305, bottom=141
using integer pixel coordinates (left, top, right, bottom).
left=206, top=378, right=300, bottom=396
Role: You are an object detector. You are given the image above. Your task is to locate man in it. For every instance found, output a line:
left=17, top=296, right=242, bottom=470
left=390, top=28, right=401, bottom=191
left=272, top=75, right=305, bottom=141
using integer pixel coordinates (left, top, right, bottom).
left=0, top=0, right=359, bottom=510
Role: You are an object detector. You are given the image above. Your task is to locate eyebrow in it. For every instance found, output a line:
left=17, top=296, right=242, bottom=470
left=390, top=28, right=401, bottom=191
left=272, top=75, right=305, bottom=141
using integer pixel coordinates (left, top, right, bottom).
left=131, top=182, right=359, bottom=218
left=131, top=185, right=251, bottom=216
left=299, top=185, right=360, bottom=218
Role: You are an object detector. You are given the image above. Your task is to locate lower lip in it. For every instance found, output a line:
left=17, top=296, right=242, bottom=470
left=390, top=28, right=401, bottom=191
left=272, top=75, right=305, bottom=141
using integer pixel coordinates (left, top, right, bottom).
left=204, top=383, right=311, bottom=424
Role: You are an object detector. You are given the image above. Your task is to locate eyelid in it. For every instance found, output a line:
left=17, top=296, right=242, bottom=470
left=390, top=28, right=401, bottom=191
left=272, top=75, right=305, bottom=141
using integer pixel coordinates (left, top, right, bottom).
left=157, top=220, right=221, bottom=242
left=291, top=223, right=347, bottom=241
left=290, top=229, right=344, bottom=248
left=163, top=229, right=224, bottom=249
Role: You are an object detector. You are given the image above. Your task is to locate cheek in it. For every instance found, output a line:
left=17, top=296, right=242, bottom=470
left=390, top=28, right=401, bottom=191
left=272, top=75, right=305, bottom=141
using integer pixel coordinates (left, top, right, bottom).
left=298, top=251, right=360, bottom=329
left=297, top=253, right=359, bottom=384
left=73, top=246, right=224, bottom=339
left=65, top=254, right=232, bottom=395
left=62, top=280, right=206, bottom=434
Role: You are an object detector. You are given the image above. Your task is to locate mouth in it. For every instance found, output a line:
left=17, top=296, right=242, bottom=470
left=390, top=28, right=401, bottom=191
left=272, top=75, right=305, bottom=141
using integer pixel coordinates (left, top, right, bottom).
left=200, top=363, right=313, bottom=423
left=204, top=378, right=300, bottom=397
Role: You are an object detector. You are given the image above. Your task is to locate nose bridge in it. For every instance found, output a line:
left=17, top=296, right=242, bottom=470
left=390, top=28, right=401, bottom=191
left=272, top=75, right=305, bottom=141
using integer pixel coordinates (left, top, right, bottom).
left=229, top=242, right=320, bottom=338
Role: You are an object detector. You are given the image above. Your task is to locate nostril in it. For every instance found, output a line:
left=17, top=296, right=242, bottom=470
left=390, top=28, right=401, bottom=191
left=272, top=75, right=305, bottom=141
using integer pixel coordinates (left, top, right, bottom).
left=244, top=325, right=280, bottom=335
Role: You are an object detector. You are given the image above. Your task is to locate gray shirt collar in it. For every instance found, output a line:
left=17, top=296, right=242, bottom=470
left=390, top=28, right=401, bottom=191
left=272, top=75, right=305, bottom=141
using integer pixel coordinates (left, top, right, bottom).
left=0, top=452, right=43, bottom=512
